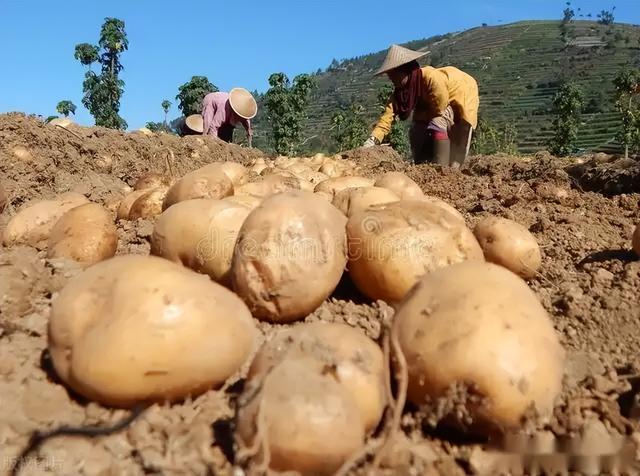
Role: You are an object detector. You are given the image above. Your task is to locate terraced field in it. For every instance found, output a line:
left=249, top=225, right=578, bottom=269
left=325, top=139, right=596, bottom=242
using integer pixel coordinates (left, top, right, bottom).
left=252, top=20, right=640, bottom=155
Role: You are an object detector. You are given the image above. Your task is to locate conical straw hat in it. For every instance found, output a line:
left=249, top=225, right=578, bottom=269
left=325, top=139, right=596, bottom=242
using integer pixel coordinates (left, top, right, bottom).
left=229, top=88, right=258, bottom=120
left=185, top=114, right=204, bottom=133
left=374, top=44, right=430, bottom=76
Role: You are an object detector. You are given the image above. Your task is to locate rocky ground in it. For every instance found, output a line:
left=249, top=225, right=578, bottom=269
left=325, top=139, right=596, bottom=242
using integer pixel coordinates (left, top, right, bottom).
left=0, top=113, right=639, bottom=475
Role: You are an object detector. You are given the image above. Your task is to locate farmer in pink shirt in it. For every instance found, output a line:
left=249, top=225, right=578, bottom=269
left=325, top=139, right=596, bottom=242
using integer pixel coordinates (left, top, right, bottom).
left=201, top=88, right=257, bottom=146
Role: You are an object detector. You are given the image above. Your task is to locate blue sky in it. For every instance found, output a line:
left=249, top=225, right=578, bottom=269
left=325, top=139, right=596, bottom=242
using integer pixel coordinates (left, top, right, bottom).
left=1, top=0, right=638, bottom=130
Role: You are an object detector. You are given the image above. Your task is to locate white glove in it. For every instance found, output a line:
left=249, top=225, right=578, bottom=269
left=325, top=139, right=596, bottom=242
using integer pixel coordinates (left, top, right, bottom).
left=362, top=136, right=377, bottom=148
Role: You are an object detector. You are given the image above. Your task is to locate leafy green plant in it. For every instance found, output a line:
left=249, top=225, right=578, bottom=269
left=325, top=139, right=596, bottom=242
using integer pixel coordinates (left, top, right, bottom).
left=547, top=82, right=584, bottom=156
left=75, top=18, right=129, bottom=129
left=264, top=72, right=316, bottom=155
left=470, top=118, right=518, bottom=155
left=331, top=103, right=369, bottom=152
left=613, top=69, right=640, bottom=158
left=376, top=85, right=409, bottom=157
left=56, top=100, right=76, bottom=117
left=176, top=76, right=217, bottom=117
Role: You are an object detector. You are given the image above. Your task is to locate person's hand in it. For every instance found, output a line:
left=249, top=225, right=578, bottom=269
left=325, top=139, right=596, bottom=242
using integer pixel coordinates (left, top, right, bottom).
left=362, top=136, right=378, bottom=148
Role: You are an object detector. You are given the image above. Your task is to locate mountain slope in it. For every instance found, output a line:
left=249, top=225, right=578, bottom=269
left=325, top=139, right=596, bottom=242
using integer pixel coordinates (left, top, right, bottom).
left=252, top=20, right=640, bottom=155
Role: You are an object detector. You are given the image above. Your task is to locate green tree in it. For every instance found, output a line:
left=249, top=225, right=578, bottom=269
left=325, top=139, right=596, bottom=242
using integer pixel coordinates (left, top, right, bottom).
left=376, top=85, right=409, bottom=157
left=547, top=82, right=585, bottom=157
left=597, top=7, right=615, bottom=25
left=161, top=99, right=171, bottom=125
left=470, top=118, right=518, bottom=155
left=331, top=103, right=369, bottom=152
left=613, top=69, right=640, bottom=158
left=56, top=100, right=77, bottom=117
left=264, top=72, right=316, bottom=155
left=75, top=18, right=128, bottom=130
left=176, top=76, right=217, bottom=117
left=74, top=43, right=99, bottom=67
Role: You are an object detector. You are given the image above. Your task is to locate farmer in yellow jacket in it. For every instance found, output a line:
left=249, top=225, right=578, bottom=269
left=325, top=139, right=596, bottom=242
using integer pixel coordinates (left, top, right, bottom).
left=363, top=44, right=479, bottom=167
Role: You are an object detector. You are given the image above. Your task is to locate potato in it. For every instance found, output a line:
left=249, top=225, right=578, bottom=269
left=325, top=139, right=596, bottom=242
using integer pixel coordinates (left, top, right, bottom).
left=0, top=182, right=7, bottom=213
left=314, top=176, right=375, bottom=200
left=151, top=199, right=251, bottom=286
left=128, top=186, right=169, bottom=220
left=234, top=175, right=301, bottom=199
left=394, top=261, right=565, bottom=432
left=223, top=195, right=263, bottom=210
left=332, top=186, right=400, bottom=217
left=236, top=357, right=365, bottom=475
left=248, top=322, right=386, bottom=432
left=116, top=190, right=148, bottom=220
left=48, top=117, right=74, bottom=128
left=473, top=216, right=542, bottom=280
left=346, top=200, right=484, bottom=302
left=133, top=172, right=171, bottom=191
left=48, top=254, right=258, bottom=408
left=374, top=172, right=424, bottom=200
left=162, top=164, right=234, bottom=211
left=47, top=203, right=118, bottom=265
left=12, top=145, right=33, bottom=162
left=214, top=161, right=248, bottom=186
left=319, top=161, right=345, bottom=178
left=274, top=156, right=298, bottom=169
left=286, top=163, right=313, bottom=177
left=297, top=179, right=315, bottom=192
left=315, top=191, right=333, bottom=202
left=305, top=171, right=330, bottom=186
left=2, top=192, right=89, bottom=248
left=633, top=224, right=640, bottom=257
left=415, top=195, right=465, bottom=223
left=231, top=190, right=347, bottom=323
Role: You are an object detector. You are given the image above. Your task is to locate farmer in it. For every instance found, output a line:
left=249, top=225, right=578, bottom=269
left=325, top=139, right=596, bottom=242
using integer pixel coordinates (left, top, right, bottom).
left=363, top=44, right=479, bottom=167
left=200, top=88, right=257, bottom=146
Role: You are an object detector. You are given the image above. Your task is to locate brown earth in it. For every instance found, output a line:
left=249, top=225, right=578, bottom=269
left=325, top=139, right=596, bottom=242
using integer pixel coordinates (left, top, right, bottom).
left=1, top=113, right=640, bottom=475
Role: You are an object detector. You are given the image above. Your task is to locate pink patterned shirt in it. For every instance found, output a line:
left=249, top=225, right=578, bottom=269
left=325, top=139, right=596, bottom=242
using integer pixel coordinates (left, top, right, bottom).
left=201, top=92, right=252, bottom=137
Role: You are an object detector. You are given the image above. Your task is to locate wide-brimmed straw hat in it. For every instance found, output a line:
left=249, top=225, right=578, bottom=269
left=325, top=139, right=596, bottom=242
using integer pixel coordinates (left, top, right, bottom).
left=229, top=88, right=258, bottom=120
left=185, top=114, right=204, bottom=133
left=374, top=44, right=430, bottom=76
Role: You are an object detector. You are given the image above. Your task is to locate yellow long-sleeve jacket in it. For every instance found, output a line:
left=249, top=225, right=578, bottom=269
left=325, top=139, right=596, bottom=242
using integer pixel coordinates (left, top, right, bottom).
left=372, top=66, right=479, bottom=143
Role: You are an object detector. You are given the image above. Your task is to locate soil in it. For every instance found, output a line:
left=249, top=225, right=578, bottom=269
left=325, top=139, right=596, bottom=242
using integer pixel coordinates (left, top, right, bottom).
left=1, top=113, right=640, bottom=475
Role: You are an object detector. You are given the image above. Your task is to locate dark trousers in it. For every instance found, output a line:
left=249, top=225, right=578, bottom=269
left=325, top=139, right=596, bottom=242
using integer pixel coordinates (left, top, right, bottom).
left=218, top=124, right=235, bottom=143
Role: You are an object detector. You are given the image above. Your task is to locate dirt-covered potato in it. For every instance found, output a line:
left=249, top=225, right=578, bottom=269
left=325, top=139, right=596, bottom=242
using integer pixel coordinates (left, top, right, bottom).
left=394, top=261, right=565, bottom=432
left=319, top=161, right=346, bottom=178
left=162, top=164, right=234, bottom=211
left=633, top=224, right=640, bottom=257
left=249, top=158, right=268, bottom=175
left=231, top=190, right=347, bottom=323
left=473, top=216, right=542, bottom=279
left=2, top=192, right=89, bottom=248
left=0, top=182, right=7, bottom=213
left=304, top=171, right=330, bottom=186
left=133, top=173, right=171, bottom=191
left=48, top=255, right=259, bottom=408
left=314, top=176, right=375, bottom=200
left=128, top=187, right=169, bottom=220
left=248, top=322, right=386, bottom=432
left=222, top=195, right=263, bottom=210
left=236, top=357, right=365, bottom=476
left=46, top=203, right=118, bottom=265
left=314, top=191, right=333, bottom=202
left=151, top=199, right=251, bottom=286
left=332, top=186, right=400, bottom=217
left=116, top=190, right=148, bottom=220
left=234, top=175, right=301, bottom=199
left=415, top=195, right=465, bottom=223
left=374, top=172, right=424, bottom=200
left=12, top=145, right=33, bottom=162
left=347, top=200, right=484, bottom=302
left=214, top=161, right=248, bottom=186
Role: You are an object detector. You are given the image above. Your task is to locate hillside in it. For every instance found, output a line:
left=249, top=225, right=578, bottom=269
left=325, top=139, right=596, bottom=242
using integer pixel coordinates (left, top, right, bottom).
left=252, top=20, right=640, bottom=155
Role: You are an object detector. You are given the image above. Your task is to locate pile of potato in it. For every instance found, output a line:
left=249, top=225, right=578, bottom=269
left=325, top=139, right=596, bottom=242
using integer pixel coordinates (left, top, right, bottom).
left=5, top=151, right=614, bottom=475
